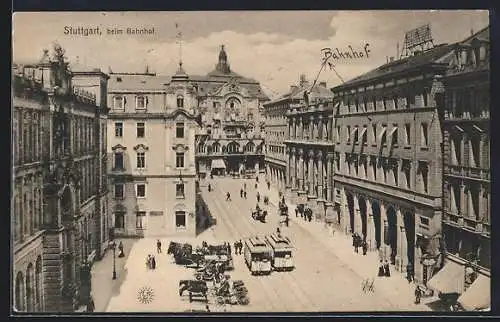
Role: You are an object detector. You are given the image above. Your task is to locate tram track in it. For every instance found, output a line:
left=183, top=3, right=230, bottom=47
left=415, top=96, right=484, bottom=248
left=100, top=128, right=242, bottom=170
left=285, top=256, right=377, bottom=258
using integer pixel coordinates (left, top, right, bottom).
left=210, top=179, right=315, bottom=312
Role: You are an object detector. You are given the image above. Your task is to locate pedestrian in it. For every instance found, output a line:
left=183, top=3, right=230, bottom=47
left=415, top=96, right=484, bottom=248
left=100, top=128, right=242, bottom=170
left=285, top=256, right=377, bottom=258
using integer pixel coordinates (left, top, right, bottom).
left=256, top=176, right=259, bottom=183
left=295, top=207, right=298, bottom=218
left=406, top=264, right=413, bottom=283
left=354, top=233, right=360, bottom=253
left=276, top=227, right=281, bottom=235
left=208, top=183, right=211, bottom=192
left=234, top=241, right=238, bottom=255
left=151, top=256, right=157, bottom=270
left=384, top=260, right=391, bottom=277
left=118, top=241, right=125, bottom=257
left=156, top=239, right=162, bottom=253
left=240, top=188, right=244, bottom=198
left=281, top=196, right=285, bottom=205
left=244, top=183, right=247, bottom=190
left=255, top=183, right=258, bottom=189
left=257, top=192, right=260, bottom=203
left=226, top=192, right=231, bottom=201
left=377, top=260, right=385, bottom=277
left=331, top=228, right=335, bottom=237
left=239, top=240, right=243, bottom=254
left=227, top=242, right=232, bottom=255
left=267, top=181, right=271, bottom=189
left=362, top=240, right=368, bottom=255
left=414, top=286, right=422, bottom=304
left=284, top=215, right=289, bottom=227
left=244, top=190, right=247, bottom=199
left=146, top=255, right=152, bottom=270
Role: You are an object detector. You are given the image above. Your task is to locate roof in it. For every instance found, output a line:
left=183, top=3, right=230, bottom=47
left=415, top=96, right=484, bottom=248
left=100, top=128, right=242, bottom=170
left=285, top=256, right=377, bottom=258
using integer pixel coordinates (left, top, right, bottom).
left=459, top=26, right=490, bottom=46
left=335, top=43, right=456, bottom=90
left=265, top=82, right=333, bottom=106
left=108, top=74, right=171, bottom=91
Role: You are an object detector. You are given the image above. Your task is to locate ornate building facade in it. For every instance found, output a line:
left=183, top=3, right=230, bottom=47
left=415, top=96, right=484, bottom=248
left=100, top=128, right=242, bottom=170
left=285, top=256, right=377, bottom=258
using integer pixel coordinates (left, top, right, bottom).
left=263, top=76, right=331, bottom=191
left=330, top=44, right=455, bottom=284
left=194, top=46, right=269, bottom=178
left=107, top=63, right=200, bottom=238
left=439, top=26, right=490, bottom=311
left=282, top=77, right=335, bottom=220
left=12, top=45, right=109, bottom=312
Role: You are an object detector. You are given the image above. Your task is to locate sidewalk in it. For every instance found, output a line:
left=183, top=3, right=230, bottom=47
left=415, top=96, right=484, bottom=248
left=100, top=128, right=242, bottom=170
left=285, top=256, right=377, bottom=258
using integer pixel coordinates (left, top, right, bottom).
left=90, top=238, right=139, bottom=312
left=257, top=181, right=433, bottom=311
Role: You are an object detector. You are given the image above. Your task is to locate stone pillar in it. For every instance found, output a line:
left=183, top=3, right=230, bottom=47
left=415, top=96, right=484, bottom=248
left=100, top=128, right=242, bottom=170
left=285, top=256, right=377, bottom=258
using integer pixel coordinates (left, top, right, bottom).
left=395, top=208, right=405, bottom=272
left=307, top=150, right=313, bottom=194
left=460, top=183, right=466, bottom=216
left=316, top=199, right=325, bottom=222
left=380, top=202, right=389, bottom=261
left=341, top=188, right=349, bottom=234
left=298, top=148, right=304, bottom=191
left=366, top=199, right=376, bottom=251
left=353, top=194, right=362, bottom=235
left=309, top=116, right=314, bottom=139
left=298, top=117, right=303, bottom=139
left=326, top=153, right=333, bottom=202
left=318, top=115, right=323, bottom=140
left=291, top=148, right=296, bottom=188
left=317, top=152, right=324, bottom=200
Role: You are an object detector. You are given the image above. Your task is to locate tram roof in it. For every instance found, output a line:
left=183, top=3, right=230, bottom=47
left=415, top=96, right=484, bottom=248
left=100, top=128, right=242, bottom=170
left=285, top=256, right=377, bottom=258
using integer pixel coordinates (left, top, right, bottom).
left=245, top=236, right=271, bottom=250
left=265, top=233, right=293, bottom=249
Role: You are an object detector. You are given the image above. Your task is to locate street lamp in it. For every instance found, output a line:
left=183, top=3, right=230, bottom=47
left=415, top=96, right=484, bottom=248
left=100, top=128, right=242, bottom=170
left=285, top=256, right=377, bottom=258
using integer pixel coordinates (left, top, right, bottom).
left=112, top=241, right=117, bottom=280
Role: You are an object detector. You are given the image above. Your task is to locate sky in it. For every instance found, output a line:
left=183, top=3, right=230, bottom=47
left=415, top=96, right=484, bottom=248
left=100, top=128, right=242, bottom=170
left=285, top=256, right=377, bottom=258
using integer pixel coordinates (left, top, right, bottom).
left=13, top=11, right=489, bottom=97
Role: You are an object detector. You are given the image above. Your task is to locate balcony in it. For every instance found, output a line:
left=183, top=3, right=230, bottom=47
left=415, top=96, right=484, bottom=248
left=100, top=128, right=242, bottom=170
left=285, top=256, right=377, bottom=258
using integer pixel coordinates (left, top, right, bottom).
left=444, top=210, right=490, bottom=236
left=444, top=165, right=490, bottom=181
left=443, top=109, right=489, bottom=121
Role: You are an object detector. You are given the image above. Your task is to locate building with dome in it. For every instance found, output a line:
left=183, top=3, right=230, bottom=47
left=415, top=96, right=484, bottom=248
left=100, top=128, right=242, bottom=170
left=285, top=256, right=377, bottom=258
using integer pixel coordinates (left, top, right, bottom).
left=106, top=45, right=268, bottom=237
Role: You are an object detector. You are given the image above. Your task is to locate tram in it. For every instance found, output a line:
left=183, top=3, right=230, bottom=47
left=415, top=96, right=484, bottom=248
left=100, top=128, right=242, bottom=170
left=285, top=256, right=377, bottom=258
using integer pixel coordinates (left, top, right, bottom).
left=264, top=233, right=294, bottom=271
left=243, top=236, right=273, bottom=275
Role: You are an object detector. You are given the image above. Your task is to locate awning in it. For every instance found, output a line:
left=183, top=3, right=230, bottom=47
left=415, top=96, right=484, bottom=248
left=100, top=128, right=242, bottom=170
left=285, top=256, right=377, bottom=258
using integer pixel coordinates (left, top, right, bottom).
left=457, top=274, right=490, bottom=311
left=427, top=261, right=464, bottom=294
left=211, top=158, right=226, bottom=169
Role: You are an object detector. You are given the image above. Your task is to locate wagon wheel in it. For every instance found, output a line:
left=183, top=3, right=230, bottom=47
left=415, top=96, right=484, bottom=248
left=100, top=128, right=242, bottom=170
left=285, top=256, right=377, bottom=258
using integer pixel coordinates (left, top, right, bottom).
left=195, top=274, right=202, bottom=281
left=216, top=296, right=225, bottom=305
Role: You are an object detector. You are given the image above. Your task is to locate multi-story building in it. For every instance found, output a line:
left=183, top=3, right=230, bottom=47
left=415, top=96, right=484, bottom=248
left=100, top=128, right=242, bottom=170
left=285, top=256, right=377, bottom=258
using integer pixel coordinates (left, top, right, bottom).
left=330, top=43, right=456, bottom=284
left=12, top=45, right=109, bottom=312
left=438, top=26, right=490, bottom=311
left=282, top=77, right=335, bottom=220
left=107, top=62, right=200, bottom=238
left=263, top=76, right=332, bottom=191
left=194, top=45, right=269, bottom=177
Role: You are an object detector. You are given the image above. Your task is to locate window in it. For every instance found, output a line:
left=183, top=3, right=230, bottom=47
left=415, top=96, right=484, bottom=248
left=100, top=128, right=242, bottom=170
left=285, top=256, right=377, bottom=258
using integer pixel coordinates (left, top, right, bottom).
left=353, top=128, right=359, bottom=144
left=421, top=123, right=429, bottom=147
left=177, top=95, right=184, bottom=108
left=418, top=161, right=428, bottom=193
left=175, top=211, right=186, bottom=229
left=114, top=96, right=125, bottom=109
left=114, top=184, right=124, bottom=199
left=136, top=183, right=146, bottom=198
left=391, top=126, right=398, bottom=146
left=469, top=134, right=480, bottom=168
left=114, top=212, right=125, bottom=229
left=136, top=122, right=145, bottom=138
left=372, top=124, right=377, bottom=143
left=136, top=152, right=146, bottom=169
left=136, top=96, right=147, bottom=109
left=403, top=160, right=411, bottom=189
left=176, top=183, right=185, bottom=198
left=404, top=123, right=411, bottom=145
left=115, top=122, right=123, bottom=137
left=114, top=152, right=124, bottom=169
left=346, top=126, right=351, bottom=142
left=176, top=152, right=185, bottom=168
left=176, top=122, right=184, bottom=138
left=136, top=211, right=146, bottom=229
left=420, top=216, right=430, bottom=226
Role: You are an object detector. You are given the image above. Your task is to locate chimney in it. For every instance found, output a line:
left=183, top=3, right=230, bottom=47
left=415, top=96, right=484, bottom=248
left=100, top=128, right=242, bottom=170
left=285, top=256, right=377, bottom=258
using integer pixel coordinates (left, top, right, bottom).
left=299, top=74, right=309, bottom=87
left=319, top=81, right=327, bottom=88
left=389, top=56, right=394, bottom=62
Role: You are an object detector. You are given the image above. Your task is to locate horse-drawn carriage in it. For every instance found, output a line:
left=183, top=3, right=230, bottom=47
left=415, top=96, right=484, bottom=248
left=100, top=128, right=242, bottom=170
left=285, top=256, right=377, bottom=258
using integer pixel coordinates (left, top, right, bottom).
left=196, top=243, right=234, bottom=270
left=213, top=279, right=250, bottom=306
left=168, top=242, right=205, bottom=266
left=179, top=280, right=209, bottom=303
left=251, top=207, right=268, bottom=222
left=168, top=242, right=234, bottom=270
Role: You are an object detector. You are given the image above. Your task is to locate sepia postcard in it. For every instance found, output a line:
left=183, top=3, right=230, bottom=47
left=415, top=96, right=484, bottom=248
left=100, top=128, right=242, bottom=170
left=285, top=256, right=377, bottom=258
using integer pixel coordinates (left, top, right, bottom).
left=11, top=10, right=490, bottom=314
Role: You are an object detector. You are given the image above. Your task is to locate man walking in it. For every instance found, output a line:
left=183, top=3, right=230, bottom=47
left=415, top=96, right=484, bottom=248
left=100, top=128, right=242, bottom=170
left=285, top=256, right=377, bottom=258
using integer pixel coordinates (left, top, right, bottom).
left=156, top=239, right=162, bottom=253
left=362, top=239, right=368, bottom=255
left=226, top=192, right=231, bottom=201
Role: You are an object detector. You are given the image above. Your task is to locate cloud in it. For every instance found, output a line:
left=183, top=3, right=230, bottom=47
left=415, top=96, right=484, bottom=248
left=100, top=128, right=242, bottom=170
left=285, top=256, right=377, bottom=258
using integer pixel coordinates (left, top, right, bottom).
left=12, top=11, right=489, bottom=95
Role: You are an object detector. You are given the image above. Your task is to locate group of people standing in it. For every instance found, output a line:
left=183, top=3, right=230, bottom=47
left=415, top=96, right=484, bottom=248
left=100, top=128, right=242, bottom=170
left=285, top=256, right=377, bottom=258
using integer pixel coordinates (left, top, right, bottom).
left=352, top=232, right=368, bottom=255
left=146, top=254, right=157, bottom=270
left=377, top=260, right=391, bottom=277
left=233, top=240, right=244, bottom=255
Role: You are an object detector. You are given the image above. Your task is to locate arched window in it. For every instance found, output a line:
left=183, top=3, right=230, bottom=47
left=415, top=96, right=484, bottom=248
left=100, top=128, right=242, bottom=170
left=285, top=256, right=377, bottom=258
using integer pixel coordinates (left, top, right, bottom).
left=213, top=143, right=221, bottom=153
left=15, top=272, right=25, bottom=312
left=245, top=142, right=255, bottom=153
left=177, top=95, right=184, bottom=108
left=26, top=264, right=34, bottom=312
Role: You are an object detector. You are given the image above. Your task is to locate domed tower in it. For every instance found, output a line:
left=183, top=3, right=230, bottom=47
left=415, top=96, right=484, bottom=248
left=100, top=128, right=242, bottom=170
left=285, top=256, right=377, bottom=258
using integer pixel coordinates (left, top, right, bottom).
left=215, top=45, right=231, bottom=74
